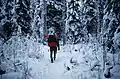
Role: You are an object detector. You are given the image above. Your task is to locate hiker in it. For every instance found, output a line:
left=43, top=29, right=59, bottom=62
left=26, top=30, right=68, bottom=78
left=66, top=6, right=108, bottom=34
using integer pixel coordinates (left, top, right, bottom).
left=44, top=31, right=60, bottom=63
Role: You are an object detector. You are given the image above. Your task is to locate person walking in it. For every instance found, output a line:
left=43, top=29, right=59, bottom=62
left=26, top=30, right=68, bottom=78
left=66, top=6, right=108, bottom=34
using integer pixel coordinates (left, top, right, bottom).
left=44, top=31, right=60, bottom=63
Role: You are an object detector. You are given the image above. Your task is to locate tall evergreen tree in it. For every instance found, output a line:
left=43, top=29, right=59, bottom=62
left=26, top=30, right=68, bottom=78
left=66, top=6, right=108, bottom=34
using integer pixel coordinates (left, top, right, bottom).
left=16, top=0, right=32, bottom=36
left=102, top=0, right=120, bottom=66
left=0, top=0, right=17, bottom=42
left=30, top=0, right=43, bottom=42
left=82, top=0, right=98, bottom=37
left=67, top=0, right=89, bottom=44
left=46, top=1, right=63, bottom=36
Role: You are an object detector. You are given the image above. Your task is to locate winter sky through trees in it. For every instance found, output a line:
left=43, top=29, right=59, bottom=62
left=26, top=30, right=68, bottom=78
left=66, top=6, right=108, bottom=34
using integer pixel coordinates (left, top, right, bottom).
left=0, top=0, right=120, bottom=79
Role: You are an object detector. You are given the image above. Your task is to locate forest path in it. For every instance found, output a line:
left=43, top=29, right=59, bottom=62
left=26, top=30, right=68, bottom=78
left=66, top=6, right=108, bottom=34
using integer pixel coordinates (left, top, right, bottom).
left=28, top=46, right=69, bottom=79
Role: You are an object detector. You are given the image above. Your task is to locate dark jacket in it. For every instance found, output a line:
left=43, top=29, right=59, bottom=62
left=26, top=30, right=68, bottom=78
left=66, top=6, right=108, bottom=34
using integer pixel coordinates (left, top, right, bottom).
left=48, top=35, right=58, bottom=47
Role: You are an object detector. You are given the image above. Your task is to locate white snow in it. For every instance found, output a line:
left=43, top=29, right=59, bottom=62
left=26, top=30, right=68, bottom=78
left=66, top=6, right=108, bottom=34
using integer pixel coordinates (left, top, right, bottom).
left=1, top=36, right=120, bottom=79
left=114, top=32, right=120, bottom=46
left=1, top=72, right=22, bottom=79
left=24, top=43, right=103, bottom=79
left=28, top=45, right=69, bottom=79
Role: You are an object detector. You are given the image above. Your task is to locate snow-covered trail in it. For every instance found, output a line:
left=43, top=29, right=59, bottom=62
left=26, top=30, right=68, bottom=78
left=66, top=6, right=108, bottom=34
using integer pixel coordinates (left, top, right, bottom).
left=28, top=46, right=69, bottom=79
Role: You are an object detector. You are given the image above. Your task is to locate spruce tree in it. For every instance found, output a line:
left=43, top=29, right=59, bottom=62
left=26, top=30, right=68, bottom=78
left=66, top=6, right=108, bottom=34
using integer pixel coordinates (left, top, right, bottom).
left=16, top=0, right=32, bottom=36
left=67, top=0, right=88, bottom=44
left=47, top=2, right=62, bottom=36
left=0, top=0, right=17, bottom=42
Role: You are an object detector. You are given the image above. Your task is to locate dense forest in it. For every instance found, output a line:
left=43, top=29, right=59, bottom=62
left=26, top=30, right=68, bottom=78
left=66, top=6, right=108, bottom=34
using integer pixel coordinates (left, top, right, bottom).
left=0, top=0, right=120, bottom=79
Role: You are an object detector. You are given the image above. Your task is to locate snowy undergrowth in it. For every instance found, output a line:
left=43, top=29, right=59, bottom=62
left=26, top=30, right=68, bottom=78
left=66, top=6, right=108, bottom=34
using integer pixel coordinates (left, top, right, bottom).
left=63, top=42, right=103, bottom=79
left=1, top=35, right=120, bottom=79
left=28, top=42, right=104, bottom=79
left=1, top=36, right=44, bottom=79
left=1, top=35, right=104, bottom=79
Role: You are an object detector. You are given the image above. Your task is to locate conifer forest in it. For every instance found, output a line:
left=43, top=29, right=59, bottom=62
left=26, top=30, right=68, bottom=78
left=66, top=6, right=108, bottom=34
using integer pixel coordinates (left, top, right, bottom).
left=0, top=0, right=120, bottom=79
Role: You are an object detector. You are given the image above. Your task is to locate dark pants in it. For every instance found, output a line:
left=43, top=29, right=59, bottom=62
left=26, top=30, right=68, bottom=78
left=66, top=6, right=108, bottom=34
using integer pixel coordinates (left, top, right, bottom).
left=50, top=46, right=57, bottom=62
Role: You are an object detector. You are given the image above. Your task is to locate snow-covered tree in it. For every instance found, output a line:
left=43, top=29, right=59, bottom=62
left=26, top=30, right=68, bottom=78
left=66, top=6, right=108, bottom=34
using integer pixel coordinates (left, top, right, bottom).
left=16, top=0, right=32, bottom=36
left=100, top=0, right=120, bottom=78
left=102, top=0, right=120, bottom=67
left=30, top=0, right=44, bottom=43
left=82, top=0, right=99, bottom=37
left=46, top=1, right=63, bottom=36
left=66, top=0, right=85, bottom=44
left=0, top=0, right=17, bottom=42
left=45, top=0, right=67, bottom=44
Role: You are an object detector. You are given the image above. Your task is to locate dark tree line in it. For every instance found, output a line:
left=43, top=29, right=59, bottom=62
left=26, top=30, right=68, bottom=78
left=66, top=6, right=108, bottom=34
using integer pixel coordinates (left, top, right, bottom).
left=0, top=0, right=32, bottom=43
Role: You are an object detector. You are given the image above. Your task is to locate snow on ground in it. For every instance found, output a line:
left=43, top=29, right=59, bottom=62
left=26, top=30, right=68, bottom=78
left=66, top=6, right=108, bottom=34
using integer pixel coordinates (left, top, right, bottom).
left=1, top=72, right=22, bottom=79
left=110, top=65, right=120, bottom=79
left=28, top=45, right=70, bottom=79
left=1, top=36, right=120, bottom=79
left=27, top=43, right=100, bottom=79
left=1, top=42, right=102, bottom=79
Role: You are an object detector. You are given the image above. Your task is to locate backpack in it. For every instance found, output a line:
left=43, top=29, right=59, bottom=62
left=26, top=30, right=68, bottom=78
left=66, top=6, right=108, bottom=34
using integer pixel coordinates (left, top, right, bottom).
left=48, top=35, right=57, bottom=42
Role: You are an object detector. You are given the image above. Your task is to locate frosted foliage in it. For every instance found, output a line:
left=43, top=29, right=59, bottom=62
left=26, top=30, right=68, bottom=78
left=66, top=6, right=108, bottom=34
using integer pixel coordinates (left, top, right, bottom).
left=114, top=33, right=120, bottom=46
left=62, top=40, right=103, bottom=79
left=0, top=35, right=103, bottom=79
left=0, top=0, right=120, bottom=79
left=1, top=36, right=44, bottom=79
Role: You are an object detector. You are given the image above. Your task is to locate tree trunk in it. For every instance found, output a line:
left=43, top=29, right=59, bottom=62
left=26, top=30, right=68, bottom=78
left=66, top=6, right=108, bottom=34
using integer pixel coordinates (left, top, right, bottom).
left=43, top=0, right=47, bottom=44
left=43, top=0, right=47, bottom=34
left=62, top=0, right=67, bottom=45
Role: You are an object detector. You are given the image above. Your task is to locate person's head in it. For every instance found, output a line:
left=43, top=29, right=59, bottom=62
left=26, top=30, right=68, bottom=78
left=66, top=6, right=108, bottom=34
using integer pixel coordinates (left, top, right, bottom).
left=49, top=31, right=55, bottom=35
left=48, top=27, right=55, bottom=35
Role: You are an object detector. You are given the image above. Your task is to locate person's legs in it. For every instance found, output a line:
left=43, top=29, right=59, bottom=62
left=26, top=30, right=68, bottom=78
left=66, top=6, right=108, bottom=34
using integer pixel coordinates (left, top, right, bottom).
left=50, top=47, right=53, bottom=63
left=53, top=47, right=57, bottom=60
